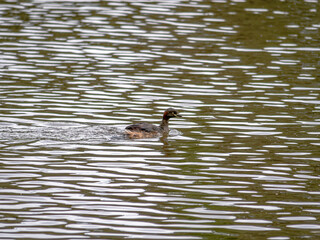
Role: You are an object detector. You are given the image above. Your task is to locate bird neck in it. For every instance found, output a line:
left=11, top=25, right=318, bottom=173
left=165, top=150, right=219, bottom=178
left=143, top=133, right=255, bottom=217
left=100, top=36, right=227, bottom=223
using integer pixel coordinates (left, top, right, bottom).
left=159, top=118, right=170, bottom=133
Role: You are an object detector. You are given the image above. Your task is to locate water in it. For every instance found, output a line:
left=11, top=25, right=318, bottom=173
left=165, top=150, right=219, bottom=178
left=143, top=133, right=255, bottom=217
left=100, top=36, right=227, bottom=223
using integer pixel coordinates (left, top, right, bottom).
left=0, top=0, right=319, bottom=239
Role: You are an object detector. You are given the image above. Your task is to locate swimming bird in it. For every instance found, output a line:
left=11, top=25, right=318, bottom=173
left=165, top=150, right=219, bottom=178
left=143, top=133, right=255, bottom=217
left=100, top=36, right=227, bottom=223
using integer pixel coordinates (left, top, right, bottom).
left=125, top=108, right=181, bottom=139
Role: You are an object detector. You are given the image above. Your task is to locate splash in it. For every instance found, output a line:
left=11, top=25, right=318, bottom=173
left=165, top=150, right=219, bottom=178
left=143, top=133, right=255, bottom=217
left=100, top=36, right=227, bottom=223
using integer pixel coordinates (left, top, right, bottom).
left=0, top=125, right=126, bottom=142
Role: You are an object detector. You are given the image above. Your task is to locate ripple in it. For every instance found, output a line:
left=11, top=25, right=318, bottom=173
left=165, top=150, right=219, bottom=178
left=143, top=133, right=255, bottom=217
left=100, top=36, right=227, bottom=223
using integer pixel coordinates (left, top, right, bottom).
left=0, top=0, right=319, bottom=239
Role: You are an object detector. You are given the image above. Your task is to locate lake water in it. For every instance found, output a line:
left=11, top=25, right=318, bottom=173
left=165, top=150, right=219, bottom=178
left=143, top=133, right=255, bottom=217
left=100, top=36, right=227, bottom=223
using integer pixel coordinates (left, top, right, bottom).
left=0, top=0, right=319, bottom=239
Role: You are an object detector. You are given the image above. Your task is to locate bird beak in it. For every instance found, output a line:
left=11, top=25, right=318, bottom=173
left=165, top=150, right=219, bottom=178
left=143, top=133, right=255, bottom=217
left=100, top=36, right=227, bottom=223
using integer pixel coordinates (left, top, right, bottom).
left=176, top=113, right=182, bottom=117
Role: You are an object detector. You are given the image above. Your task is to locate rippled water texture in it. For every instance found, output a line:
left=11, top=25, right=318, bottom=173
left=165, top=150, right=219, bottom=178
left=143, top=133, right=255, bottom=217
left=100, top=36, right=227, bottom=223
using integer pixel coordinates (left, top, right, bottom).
left=0, top=0, right=319, bottom=239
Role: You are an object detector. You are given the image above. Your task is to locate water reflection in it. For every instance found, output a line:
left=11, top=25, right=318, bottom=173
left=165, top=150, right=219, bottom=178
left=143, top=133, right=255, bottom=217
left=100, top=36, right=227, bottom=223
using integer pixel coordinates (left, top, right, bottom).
left=1, top=0, right=320, bottom=239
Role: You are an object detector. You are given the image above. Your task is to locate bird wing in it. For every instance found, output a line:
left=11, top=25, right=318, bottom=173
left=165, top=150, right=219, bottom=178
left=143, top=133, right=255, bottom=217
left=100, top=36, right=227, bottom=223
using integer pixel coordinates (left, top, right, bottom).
left=125, top=123, right=159, bottom=132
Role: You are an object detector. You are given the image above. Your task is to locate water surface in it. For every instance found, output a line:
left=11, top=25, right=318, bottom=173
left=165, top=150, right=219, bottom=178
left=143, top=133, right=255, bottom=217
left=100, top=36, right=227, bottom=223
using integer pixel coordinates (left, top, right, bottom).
left=0, top=0, right=319, bottom=239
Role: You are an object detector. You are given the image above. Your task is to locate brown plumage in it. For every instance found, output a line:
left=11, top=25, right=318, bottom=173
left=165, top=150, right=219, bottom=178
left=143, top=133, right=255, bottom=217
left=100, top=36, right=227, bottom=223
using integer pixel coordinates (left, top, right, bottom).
left=125, top=108, right=181, bottom=139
